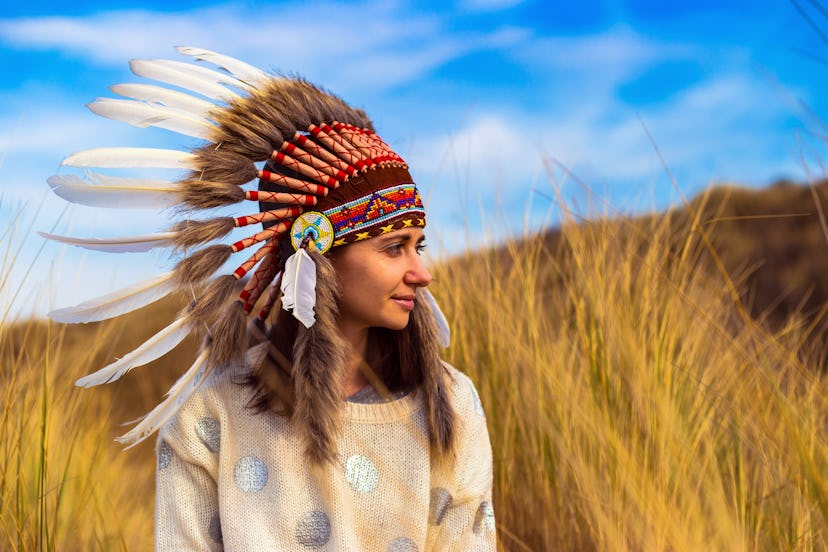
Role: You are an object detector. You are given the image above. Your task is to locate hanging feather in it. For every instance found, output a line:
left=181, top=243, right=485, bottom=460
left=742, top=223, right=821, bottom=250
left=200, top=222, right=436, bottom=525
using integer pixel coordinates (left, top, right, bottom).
left=38, top=230, right=177, bottom=253
left=129, top=59, right=244, bottom=102
left=208, top=300, right=249, bottom=367
left=110, top=83, right=217, bottom=117
left=62, top=147, right=196, bottom=169
left=75, top=315, right=194, bottom=387
left=48, top=270, right=177, bottom=323
left=47, top=174, right=180, bottom=209
left=87, top=98, right=215, bottom=139
left=176, top=46, right=270, bottom=86
left=280, top=247, right=317, bottom=328
left=422, top=288, right=451, bottom=348
left=116, top=348, right=212, bottom=447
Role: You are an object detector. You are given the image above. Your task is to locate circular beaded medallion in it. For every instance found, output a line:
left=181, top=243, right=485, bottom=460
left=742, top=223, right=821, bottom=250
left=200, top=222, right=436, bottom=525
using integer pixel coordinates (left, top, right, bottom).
left=289, top=211, right=335, bottom=254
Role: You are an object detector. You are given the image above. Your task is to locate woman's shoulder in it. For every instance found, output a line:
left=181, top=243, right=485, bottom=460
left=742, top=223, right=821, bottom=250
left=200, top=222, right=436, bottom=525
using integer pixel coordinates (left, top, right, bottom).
left=442, top=361, right=487, bottom=420
left=185, top=360, right=253, bottom=411
left=158, top=361, right=255, bottom=451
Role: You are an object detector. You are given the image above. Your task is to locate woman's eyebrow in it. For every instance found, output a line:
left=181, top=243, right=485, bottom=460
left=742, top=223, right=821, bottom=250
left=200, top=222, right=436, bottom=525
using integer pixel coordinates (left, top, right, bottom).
left=377, top=234, right=412, bottom=245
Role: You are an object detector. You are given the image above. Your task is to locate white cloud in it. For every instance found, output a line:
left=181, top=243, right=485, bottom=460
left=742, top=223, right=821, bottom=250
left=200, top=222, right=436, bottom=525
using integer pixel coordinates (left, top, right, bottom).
left=0, top=3, right=528, bottom=94
left=407, top=66, right=811, bottom=230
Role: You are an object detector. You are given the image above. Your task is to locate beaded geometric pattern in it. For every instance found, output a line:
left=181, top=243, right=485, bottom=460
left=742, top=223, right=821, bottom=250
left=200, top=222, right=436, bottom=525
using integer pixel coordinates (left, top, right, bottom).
left=324, top=184, right=425, bottom=246
left=289, top=211, right=335, bottom=254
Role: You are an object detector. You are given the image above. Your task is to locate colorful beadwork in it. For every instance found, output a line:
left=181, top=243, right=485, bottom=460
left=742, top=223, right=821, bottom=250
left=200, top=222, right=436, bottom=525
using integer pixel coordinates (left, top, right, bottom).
left=290, top=211, right=336, bottom=253
left=324, top=184, right=425, bottom=245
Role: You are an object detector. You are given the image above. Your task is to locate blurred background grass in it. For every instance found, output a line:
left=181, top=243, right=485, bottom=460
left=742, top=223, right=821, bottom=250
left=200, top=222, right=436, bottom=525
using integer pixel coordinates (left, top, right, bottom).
left=2, top=178, right=828, bottom=550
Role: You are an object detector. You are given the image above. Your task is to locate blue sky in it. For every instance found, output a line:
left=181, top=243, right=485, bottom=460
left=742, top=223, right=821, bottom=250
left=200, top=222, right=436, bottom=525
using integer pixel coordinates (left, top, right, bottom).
left=1, top=0, right=827, bottom=318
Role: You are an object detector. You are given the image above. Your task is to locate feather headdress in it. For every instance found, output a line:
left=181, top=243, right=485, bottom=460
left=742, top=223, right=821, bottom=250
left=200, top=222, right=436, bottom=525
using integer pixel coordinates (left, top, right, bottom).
left=45, top=46, right=453, bottom=458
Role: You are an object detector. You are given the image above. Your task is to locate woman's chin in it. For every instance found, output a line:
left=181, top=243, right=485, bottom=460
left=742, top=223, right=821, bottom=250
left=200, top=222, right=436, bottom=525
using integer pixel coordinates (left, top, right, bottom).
left=374, top=314, right=411, bottom=331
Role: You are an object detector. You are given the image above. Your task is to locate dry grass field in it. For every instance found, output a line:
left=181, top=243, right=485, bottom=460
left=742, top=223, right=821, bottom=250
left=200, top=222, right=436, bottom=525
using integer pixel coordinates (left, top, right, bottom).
left=2, top=180, right=828, bottom=550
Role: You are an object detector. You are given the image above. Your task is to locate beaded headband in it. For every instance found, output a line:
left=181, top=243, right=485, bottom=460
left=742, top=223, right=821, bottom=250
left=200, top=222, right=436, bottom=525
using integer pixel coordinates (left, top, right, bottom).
left=41, top=47, right=449, bottom=446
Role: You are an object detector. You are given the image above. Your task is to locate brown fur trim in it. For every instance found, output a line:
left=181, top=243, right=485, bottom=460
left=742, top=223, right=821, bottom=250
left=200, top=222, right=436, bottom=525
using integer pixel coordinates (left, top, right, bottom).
left=244, top=341, right=296, bottom=418
left=401, top=291, right=456, bottom=457
left=243, top=98, right=293, bottom=144
left=208, top=300, right=249, bottom=366
left=353, top=108, right=375, bottom=132
left=245, top=340, right=270, bottom=371
left=175, top=179, right=245, bottom=210
left=209, top=108, right=279, bottom=160
left=173, top=244, right=233, bottom=285
left=191, top=147, right=258, bottom=186
left=209, top=78, right=374, bottom=163
left=185, top=274, right=239, bottom=324
left=291, top=250, right=347, bottom=464
left=243, top=303, right=297, bottom=410
left=170, top=217, right=235, bottom=250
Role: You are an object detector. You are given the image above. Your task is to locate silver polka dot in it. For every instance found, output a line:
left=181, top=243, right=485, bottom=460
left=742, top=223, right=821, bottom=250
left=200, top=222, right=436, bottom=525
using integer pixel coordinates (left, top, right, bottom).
left=158, top=440, right=172, bottom=470
left=208, top=513, right=222, bottom=544
left=296, top=510, right=331, bottom=548
left=345, top=454, right=379, bottom=493
left=234, top=455, right=268, bottom=493
left=473, top=501, right=496, bottom=534
left=195, top=417, right=221, bottom=453
left=429, top=487, right=452, bottom=525
left=470, top=382, right=485, bottom=417
left=387, top=536, right=418, bottom=552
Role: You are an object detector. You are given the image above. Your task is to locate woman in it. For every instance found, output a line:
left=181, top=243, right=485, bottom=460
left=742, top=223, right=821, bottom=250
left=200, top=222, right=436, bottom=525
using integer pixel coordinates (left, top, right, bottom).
left=45, top=47, right=496, bottom=550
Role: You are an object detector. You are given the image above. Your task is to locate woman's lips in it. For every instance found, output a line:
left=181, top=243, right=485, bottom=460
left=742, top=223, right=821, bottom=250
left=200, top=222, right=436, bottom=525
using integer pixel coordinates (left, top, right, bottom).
left=391, top=295, right=415, bottom=311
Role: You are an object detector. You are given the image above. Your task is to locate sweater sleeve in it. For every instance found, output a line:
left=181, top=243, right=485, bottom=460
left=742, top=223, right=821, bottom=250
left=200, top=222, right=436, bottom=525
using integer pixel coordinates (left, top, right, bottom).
left=155, top=435, right=222, bottom=551
left=429, top=369, right=497, bottom=551
left=154, top=381, right=225, bottom=552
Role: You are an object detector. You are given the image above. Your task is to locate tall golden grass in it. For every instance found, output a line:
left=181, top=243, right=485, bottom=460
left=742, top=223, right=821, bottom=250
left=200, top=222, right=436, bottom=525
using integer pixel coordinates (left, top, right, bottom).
left=439, top=191, right=828, bottom=550
left=2, top=188, right=828, bottom=550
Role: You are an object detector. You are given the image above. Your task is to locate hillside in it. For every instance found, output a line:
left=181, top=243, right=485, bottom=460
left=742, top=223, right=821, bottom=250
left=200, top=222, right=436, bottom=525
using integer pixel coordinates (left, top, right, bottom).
left=4, top=178, right=828, bottom=551
left=535, top=179, right=828, bottom=364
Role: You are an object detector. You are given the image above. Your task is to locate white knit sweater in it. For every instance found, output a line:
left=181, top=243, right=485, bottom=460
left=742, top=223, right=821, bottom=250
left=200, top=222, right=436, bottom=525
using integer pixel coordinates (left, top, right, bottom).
left=155, top=362, right=496, bottom=551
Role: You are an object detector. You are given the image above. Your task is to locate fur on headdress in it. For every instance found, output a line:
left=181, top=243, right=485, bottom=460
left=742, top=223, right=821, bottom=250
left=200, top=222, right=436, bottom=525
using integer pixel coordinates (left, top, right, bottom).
left=46, top=47, right=452, bottom=457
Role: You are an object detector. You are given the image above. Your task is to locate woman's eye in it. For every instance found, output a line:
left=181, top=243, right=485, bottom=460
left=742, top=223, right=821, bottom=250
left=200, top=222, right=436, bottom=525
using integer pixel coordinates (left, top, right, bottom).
left=385, top=243, right=403, bottom=255
left=416, top=243, right=427, bottom=255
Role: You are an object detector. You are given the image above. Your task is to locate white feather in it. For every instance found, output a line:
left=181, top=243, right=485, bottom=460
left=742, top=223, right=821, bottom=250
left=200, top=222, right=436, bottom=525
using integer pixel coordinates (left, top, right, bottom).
left=75, top=316, right=193, bottom=388
left=88, top=98, right=214, bottom=139
left=110, top=83, right=217, bottom=117
left=62, top=147, right=196, bottom=169
left=422, top=288, right=451, bottom=348
left=176, top=46, right=270, bottom=85
left=152, top=58, right=252, bottom=91
left=48, top=271, right=176, bottom=323
left=48, top=174, right=180, bottom=209
left=39, top=230, right=176, bottom=253
left=86, top=172, right=177, bottom=190
left=280, top=248, right=317, bottom=328
left=116, top=348, right=211, bottom=447
left=129, top=59, right=244, bottom=101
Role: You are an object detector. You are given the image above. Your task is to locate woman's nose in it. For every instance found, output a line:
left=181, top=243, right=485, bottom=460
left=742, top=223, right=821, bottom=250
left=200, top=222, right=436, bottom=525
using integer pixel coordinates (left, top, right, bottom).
left=405, top=254, right=432, bottom=287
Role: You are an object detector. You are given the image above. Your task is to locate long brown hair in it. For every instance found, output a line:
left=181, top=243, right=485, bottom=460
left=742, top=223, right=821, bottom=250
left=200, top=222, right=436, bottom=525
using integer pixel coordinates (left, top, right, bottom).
left=244, top=250, right=456, bottom=464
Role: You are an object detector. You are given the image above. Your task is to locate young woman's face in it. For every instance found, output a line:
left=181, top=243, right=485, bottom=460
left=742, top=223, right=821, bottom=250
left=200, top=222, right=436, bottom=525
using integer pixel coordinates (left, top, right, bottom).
left=331, top=227, right=432, bottom=333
